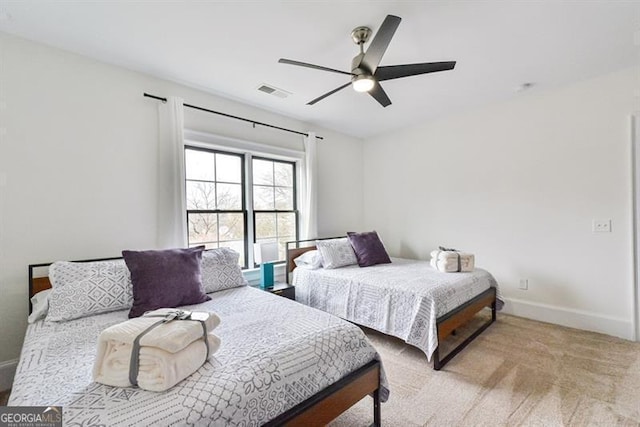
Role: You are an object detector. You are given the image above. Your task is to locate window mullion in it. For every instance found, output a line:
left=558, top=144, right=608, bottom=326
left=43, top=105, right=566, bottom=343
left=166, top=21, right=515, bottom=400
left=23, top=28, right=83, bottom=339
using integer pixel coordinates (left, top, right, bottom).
left=245, top=152, right=255, bottom=267
left=213, top=154, right=218, bottom=210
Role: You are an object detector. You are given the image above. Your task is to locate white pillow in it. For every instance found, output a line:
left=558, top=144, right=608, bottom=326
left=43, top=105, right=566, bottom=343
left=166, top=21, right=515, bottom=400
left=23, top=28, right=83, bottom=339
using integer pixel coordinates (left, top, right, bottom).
left=47, top=260, right=133, bottom=322
left=28, top=289, right=52, bottom=323
left=294, top=249, right=322, bottom=270
left=315, top=238, right=358, bottom=269
left=201, top=247, right=248, bottom=293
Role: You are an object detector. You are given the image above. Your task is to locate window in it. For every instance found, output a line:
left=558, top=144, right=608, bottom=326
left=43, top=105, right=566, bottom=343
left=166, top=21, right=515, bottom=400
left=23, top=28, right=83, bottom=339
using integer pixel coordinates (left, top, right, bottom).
left=252, top=157, right=297, bottom=262
left=185, top=148, right=247, bottom=266
left=185, top=147, right=298, bottom=268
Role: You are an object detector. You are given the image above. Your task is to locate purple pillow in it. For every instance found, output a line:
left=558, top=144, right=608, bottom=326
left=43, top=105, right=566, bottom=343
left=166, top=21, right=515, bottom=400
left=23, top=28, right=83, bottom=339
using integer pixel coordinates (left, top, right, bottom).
left=347, top=231, right=392, bottom=267
left=123, top=246, right=211, bottom=318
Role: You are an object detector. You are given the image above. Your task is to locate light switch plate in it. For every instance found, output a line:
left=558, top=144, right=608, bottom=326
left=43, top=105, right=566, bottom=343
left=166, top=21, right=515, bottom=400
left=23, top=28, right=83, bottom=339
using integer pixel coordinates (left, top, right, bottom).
left=593, top=219, right=611, bottom=233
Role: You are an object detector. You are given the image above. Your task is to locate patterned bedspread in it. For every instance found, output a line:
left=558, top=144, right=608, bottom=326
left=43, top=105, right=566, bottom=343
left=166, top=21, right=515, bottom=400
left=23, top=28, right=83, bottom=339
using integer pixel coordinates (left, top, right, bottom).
left=293, top=258, right=503, bottom=361
left=10, top=286, right=388, bottom=426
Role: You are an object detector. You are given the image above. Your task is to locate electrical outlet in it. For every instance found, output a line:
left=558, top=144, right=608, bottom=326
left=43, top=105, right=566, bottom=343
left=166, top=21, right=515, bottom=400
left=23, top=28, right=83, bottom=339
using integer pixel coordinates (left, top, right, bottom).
left=519, top=279, right=528, bottom=290
left=592, top=219, right=611, bottom=233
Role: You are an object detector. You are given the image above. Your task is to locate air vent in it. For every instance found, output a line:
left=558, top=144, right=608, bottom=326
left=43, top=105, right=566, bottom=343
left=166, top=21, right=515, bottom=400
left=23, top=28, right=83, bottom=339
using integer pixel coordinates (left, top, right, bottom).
left=257, top=84, right=291, bottom=99
left=258, top=85, right=275, bottom=94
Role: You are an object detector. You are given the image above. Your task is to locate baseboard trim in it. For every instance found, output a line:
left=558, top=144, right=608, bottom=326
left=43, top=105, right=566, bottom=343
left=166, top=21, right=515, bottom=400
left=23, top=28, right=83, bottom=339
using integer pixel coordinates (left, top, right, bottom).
left=0, top=359, right=17, bottom=392
left=502, top=297, right=635, bottom=341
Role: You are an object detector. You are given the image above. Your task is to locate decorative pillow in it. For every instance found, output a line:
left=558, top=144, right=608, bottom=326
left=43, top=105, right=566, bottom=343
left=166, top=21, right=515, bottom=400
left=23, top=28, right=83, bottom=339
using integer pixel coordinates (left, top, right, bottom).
left=294, top=249, right=323, bottom=270
left=347, top=231, right=392, bottom=267
left=47, top=260, right=133, bottom=322
left=28, top=289, right=52, bottom=323
left=123, top=246, right=210, bottom=318
left=315, top=238, right=358, bottom=269
left=201, top=247, right=248, bottom=293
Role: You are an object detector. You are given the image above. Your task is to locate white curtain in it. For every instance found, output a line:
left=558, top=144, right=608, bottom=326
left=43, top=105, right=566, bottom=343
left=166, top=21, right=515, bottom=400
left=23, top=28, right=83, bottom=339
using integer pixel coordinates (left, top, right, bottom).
left=633, top=114, right=640, bottom=341
left=156, top=97, right=187, bottom=248
left=301, top=132, right=318, bottom=239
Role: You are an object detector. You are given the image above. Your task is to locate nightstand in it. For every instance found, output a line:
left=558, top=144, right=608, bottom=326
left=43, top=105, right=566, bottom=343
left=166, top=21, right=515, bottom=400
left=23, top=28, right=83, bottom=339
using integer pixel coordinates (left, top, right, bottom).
left=252, top=282, right=296, bottom=300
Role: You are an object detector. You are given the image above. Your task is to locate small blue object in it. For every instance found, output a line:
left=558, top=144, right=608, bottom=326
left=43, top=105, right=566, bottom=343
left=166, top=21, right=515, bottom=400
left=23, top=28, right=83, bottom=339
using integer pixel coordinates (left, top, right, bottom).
left=260, top=262, right=274, bottom=289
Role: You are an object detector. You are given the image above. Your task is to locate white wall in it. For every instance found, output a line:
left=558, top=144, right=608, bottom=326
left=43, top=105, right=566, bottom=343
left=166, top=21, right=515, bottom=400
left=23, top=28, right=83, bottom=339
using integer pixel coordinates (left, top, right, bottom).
left=1, top=28, right=636, bottom=384
left=0, top=32, right=364, bottom=366
left=363, top=66, right=639, bottom=339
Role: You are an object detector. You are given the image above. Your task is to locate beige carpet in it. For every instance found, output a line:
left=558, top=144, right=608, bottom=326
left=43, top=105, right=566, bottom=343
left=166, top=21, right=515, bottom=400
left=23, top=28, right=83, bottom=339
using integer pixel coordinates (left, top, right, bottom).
left=2, top=314, right=639, bottom=425
left=331, top=312, right=640, bottom=426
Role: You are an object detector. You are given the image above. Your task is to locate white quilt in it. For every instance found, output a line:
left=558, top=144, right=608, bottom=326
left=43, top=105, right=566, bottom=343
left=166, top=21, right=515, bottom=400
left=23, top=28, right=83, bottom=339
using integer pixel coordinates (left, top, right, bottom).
left=293, top=257, right=503, bottom=361
left=10, top=286, right=388, bottom=426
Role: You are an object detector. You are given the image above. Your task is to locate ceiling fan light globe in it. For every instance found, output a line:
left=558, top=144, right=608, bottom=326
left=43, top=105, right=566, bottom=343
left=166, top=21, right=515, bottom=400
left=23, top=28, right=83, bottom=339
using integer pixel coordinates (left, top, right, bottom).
left=352, top=75, right=375, bottom=92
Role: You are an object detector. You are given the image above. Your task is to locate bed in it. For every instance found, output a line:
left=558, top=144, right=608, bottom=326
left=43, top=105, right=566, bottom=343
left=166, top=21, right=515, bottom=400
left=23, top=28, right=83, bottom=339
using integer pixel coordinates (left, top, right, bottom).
left=286, top=238, right=503, bottom=371
left=10, top=258, right=388, bottom=426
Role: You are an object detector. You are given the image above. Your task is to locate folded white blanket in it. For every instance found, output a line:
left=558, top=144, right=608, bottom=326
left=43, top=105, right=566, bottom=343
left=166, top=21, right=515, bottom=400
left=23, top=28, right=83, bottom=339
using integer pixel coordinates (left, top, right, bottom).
left=96, top=308, right=220, bottom=353
left=94, top=333, right=220, bottom=391
left=430, top=250, right=475, bottom=272
left=93, top=309, right=221, bottom=392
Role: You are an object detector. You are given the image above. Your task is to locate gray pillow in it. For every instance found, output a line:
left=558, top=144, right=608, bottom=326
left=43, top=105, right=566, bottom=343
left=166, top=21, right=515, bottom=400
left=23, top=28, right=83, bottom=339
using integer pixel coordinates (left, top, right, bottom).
left=316, top=238, right=358, bottom=269
left=47, top=260, right=133, bottom=322
left=201, top=247, right=248, bottom=293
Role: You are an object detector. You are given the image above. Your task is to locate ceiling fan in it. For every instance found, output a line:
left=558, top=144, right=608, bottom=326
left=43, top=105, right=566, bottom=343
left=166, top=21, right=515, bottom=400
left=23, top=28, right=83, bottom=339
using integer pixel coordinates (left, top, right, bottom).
left=278, top=14, right=456, bottom=107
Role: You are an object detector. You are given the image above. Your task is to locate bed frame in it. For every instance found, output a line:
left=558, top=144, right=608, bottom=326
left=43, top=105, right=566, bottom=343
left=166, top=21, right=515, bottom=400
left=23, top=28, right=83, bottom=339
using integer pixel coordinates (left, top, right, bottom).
left=28, top=258, right=382, bottom=427
left=286, top=238, right=497, bottom=371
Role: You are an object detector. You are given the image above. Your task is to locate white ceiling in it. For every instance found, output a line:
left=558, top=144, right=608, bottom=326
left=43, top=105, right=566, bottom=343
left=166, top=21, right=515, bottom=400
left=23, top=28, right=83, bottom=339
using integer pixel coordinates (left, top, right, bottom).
left=1, top=1, right=639, bottom=138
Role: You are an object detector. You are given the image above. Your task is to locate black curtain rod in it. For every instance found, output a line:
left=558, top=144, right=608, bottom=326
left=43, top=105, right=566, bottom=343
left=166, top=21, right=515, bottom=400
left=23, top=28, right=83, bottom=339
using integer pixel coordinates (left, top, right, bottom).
left=143, top=93, right=323, bottom=140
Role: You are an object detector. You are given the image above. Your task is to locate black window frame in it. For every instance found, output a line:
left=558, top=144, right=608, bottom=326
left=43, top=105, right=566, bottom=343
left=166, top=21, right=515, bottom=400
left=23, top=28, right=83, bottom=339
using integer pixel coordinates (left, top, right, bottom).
left=184, top=147, right=299, bottom=270
left=251, top=155, right=299, bottom=267
left=184, top=146, right=249, bottom=268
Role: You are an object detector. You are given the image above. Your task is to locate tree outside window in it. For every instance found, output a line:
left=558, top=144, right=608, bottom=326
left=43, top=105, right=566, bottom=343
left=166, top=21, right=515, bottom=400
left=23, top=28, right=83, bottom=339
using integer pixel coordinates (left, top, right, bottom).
left=185, top=147, right=298, bottom=268
left=253, top=157, right=297, bottom=263
left=185, top=148, right=246, bottom=266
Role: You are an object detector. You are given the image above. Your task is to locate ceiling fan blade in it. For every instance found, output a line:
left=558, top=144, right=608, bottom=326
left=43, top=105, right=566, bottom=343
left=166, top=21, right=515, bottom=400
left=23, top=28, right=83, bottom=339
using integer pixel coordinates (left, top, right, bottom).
left=360, top=15, right=401, bottom=74
left=307, top=82, right=352, bottom=105
left=375, top=61, right=456, bottom=81
left=279, top=58, right=353, bottom=76
left=369, top=81, right=392, bottom=107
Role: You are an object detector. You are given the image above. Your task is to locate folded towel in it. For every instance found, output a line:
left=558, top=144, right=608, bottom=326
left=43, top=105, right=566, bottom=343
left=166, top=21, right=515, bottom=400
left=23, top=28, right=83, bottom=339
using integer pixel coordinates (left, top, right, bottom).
left=94, top=333, right=220, bottom=391
left=97, top=308, right=220, bottom=354
left=93, top=309, right=221, bottom=392
left=429, top=251, right=461, bottom=261
left=430, top=250, right=475, bottom=272
left=430, top=257, right=474, bottom=272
